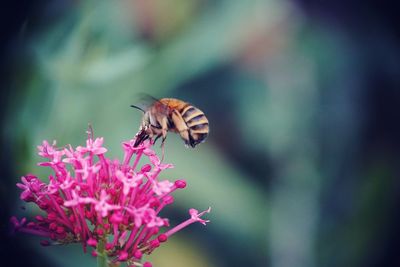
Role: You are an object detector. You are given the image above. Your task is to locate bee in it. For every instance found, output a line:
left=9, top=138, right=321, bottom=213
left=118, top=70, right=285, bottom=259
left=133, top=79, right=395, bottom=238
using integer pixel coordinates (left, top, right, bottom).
left=131, top=98, right=209, bottom=148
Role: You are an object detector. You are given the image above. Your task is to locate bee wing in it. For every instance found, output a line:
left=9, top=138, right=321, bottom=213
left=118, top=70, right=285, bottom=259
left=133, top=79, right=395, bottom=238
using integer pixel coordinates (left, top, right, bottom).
left=131, top=93, right=169, bottom=115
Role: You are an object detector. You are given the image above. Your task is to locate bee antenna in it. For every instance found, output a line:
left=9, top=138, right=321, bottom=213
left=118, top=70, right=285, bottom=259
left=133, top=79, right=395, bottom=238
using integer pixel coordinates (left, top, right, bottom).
left=130, top=105, right=145, bottom=113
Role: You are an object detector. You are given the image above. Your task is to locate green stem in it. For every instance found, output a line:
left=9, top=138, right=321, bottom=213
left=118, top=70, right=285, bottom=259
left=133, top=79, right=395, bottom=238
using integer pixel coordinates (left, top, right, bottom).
left=97, top=238, right=108, bottom=267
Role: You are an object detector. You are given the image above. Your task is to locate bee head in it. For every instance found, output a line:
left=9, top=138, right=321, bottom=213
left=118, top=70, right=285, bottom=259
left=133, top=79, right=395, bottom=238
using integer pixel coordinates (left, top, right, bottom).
left=134, top=126, right=150, bottom=147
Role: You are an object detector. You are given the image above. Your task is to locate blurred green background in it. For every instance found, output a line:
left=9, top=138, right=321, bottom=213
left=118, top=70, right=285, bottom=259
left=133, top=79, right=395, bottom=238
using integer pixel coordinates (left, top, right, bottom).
left=1, top=0, right=400, bottom=267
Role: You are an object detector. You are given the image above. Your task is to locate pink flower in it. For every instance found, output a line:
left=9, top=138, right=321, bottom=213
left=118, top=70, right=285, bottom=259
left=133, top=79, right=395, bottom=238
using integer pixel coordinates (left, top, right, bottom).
left=93, top=190, right=120, bottom=218
left=87, top=238, right=98, bottom=247
left=11, top=132, right=210, bottom=266
left=37, top=140, right=58, bottom=159
left=76, top=137, right=107, bottom=155
left=10, top=216, right=26, bottom=230
left=116, top=170, right=143, bottom=195
left=16, top=174, right=50, bottom=205
left=162, top=207, right=211, bottom=239
left=75, top=160, right=101, bottom=181
left=189, top=208, right=212, bottom=225
left=152, top=180, right=174, bottom=196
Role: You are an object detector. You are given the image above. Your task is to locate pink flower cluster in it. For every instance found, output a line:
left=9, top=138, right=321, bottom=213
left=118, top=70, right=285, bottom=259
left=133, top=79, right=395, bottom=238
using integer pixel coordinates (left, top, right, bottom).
left=11, top=134, right=210, bottom=267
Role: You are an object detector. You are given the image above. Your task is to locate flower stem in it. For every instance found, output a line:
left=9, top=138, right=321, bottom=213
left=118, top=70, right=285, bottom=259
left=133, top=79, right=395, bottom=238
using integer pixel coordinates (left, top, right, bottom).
left=97, top=238, right=107, bottom=267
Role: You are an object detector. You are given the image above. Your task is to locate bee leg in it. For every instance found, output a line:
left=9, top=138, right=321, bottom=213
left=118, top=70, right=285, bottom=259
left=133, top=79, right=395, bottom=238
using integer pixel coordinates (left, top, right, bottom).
left=152, top=134, right=166, bottom=161
left=160, top=116, right=168, bottom=146
left=157, top=135, right=166, bottom=147
left=161, top=140, right=166, bottom=162
left=171, top=110, right=190, bottom=146
left=160, top=117, right=169, bottom=161
left=154, top=134, right=162, bottom=144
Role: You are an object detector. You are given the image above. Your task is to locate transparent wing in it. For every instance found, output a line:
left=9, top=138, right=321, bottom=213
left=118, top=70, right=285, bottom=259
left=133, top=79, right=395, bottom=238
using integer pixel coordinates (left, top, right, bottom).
left=130, top=93, right=169, bottom=115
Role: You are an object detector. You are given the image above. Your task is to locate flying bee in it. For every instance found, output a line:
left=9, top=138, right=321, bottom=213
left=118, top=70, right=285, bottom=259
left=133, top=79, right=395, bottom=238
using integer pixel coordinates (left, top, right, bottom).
left=131, top=97, right=209, bottom=148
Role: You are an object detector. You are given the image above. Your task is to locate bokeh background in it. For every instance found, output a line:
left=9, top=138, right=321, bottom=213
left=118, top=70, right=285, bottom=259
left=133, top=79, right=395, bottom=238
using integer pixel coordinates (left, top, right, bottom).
left=1, top=1, right=400, bottom=267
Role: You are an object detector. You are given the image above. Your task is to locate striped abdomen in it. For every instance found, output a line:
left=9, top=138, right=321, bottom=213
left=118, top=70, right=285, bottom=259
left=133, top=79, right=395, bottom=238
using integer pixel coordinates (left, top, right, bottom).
left=179, top=104, right=209, bottom=147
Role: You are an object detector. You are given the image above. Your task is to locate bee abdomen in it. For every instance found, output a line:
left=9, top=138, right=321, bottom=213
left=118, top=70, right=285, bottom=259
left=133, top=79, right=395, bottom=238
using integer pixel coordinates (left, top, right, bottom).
left=180, top=106, right=209, bottom=147
left=183, top=107, right=208, bottom=128
left=190, top=123, right=209, bottom=132
left=181, top=105, right=204, bottom=120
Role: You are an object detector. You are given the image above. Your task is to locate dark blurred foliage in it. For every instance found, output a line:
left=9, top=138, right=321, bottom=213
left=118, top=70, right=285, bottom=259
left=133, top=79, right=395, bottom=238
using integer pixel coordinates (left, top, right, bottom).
left=296, top=1, right=400, bottom=266
left=1, top=1, right=400, bottom=267
left=1, top=2, right=52, bottom=267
